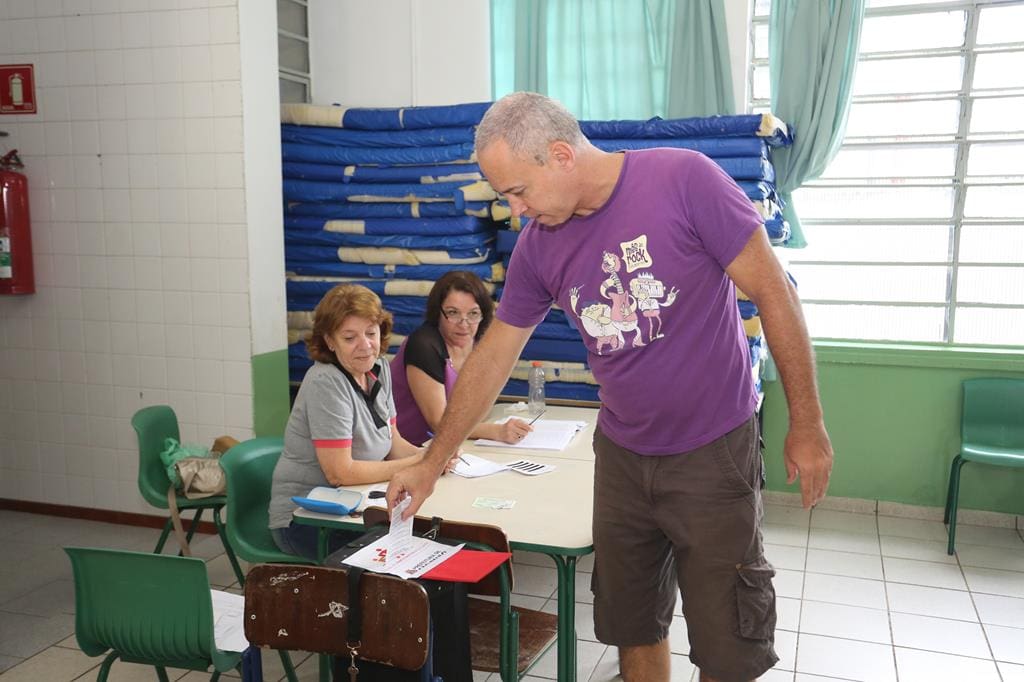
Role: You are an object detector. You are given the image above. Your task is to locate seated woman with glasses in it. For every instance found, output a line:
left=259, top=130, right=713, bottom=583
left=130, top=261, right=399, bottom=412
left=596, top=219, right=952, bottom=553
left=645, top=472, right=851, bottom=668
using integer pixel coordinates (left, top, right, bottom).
left=390, top=270, right=533, bottom=446
left=268, top=283, right=459, bottom=559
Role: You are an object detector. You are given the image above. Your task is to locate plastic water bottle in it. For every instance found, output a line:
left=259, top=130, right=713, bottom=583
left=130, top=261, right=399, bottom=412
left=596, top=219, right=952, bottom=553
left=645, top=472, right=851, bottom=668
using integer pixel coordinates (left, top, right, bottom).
left=528, top=361, right=545, bottom=416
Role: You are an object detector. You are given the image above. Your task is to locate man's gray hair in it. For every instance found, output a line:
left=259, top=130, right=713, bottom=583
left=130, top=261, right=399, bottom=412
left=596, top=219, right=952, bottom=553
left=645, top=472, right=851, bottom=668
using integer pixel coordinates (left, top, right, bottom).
left=475, top=92, right=585, bottom=165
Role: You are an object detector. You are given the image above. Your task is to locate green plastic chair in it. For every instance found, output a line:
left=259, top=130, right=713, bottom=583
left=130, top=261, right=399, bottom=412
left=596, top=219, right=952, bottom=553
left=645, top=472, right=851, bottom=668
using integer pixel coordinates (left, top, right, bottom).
left=219, top=437, right=307, bottom=682
left=944, top=378, right=1024, bottom=555
left=65, top=546, right=243, bottom=681
left=131, top=405, right=243, bottom=583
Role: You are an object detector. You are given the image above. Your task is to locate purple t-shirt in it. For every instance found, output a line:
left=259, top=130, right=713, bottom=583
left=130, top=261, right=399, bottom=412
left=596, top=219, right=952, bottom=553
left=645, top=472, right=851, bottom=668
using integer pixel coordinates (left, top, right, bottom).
left=497, top=148, right=761, bottom=455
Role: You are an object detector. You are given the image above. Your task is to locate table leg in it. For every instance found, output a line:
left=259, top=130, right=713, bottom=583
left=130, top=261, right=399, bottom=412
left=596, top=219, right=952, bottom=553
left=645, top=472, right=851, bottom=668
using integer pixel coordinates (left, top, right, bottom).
left=551, top=555, right=578, bottom=682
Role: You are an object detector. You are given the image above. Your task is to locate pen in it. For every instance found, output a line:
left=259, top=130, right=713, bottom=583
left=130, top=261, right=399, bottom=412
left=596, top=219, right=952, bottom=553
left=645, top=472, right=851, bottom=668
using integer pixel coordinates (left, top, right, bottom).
left=427, top=431, right=468, bottom=466
left=528, top=409, right=546, bottom=425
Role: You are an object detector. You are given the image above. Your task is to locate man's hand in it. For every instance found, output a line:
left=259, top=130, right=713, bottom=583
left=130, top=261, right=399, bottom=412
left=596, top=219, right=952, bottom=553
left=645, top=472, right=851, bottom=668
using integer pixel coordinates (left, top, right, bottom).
left=783, top=422, right=833, bottom=508
left=386, top=459, right=442, bottom=520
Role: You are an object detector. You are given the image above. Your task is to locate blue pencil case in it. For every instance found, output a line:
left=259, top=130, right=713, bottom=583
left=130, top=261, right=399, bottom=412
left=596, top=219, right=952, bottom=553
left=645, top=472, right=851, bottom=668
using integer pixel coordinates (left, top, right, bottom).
left=291, top=487, right=363, bottom=515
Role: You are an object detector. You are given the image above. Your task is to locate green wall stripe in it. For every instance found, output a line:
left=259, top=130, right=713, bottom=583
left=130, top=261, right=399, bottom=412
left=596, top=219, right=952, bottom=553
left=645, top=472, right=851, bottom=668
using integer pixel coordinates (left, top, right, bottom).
left=762, top=351, right=1024, bottom=515
left=252, top=348, right=290, bottom=437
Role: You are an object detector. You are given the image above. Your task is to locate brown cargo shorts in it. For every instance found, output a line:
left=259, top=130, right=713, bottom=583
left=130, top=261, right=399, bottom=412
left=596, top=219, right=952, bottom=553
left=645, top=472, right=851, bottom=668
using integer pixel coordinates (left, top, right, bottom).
left=591, top=415, right=779, bottom=682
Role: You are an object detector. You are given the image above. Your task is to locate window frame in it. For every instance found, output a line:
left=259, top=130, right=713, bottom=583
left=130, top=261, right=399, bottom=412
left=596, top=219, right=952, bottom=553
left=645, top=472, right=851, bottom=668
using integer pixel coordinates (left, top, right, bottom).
left=749, top=0, right=1024, bottom=350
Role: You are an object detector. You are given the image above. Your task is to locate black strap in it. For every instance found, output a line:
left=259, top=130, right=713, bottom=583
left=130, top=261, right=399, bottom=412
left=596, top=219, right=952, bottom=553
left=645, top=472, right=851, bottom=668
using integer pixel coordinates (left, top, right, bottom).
left=346, top=566, right=364, bottom=645
left=334, top=362, right=389, bottom=430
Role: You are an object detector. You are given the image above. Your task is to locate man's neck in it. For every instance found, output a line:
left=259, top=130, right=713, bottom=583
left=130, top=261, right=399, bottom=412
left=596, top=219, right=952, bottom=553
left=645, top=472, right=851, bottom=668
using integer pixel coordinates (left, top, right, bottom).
left=574, top=150, right=625, bottom=218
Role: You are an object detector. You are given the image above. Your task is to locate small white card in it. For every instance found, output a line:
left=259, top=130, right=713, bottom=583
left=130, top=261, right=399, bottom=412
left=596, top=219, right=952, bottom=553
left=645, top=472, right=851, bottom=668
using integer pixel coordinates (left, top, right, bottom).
left=386, top=496, right=414, bottom=568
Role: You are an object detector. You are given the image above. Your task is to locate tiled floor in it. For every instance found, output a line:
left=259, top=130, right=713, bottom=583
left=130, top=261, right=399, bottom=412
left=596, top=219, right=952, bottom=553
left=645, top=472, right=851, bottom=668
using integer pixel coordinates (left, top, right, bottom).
left=2, top=504, right=1023, bottom=681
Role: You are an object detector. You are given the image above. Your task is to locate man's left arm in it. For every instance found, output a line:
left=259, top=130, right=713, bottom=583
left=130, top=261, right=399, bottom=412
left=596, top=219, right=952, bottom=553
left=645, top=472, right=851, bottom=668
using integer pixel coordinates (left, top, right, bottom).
left=725, top=228, right=833, bottom=508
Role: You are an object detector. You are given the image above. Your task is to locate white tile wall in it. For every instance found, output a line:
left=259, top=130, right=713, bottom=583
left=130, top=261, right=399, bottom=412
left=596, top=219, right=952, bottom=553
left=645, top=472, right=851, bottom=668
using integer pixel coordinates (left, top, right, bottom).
left=0, top=0, right=256, bottom=514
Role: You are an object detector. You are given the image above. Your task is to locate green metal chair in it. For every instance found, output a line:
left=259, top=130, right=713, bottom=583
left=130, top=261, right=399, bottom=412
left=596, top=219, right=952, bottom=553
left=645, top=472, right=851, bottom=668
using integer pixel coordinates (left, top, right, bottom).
left=944, top=378, right=1024, bottom=555
left=219, top=437, right=307, bottom=682
left=65, top=546, right=243, bottom=681
left=131, top=405, right=243, bottom=584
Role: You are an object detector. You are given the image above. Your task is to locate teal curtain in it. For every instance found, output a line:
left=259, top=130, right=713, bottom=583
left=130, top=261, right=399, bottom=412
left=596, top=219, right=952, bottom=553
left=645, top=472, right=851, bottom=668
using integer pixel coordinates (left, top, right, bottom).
left=491, top=0, right=735, bottom=120
left=769, top=0, right=865, bottom=247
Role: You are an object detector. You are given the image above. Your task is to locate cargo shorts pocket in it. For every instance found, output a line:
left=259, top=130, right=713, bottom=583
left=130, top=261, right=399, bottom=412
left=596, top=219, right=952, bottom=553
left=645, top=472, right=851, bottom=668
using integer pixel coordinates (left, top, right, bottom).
left=735, top=558, right=777, bottom=640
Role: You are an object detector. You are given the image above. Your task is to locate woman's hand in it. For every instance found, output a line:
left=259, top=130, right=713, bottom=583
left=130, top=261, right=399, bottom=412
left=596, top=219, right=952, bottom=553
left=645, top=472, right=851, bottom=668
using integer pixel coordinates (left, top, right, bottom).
left=498, top=418, right=533, bottom=444
left=442, top=449, right=463, bottom=475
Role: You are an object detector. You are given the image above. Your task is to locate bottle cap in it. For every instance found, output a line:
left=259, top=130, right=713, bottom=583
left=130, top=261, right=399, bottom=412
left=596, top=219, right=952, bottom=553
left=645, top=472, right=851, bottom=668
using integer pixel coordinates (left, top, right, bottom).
left=531, top=361, right=542, bottom=367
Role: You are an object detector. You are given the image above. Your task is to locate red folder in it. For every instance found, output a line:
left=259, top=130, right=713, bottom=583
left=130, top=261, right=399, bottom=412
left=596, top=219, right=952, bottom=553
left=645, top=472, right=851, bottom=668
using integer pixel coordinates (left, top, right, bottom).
left=421, top=549, right=511, bottom=583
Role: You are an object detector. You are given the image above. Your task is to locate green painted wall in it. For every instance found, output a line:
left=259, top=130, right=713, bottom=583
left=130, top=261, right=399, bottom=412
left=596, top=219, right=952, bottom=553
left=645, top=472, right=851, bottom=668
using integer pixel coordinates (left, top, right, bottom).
left=761, top=343, right=1024, bottom=515
left=252, top=349, right=290, bottom=437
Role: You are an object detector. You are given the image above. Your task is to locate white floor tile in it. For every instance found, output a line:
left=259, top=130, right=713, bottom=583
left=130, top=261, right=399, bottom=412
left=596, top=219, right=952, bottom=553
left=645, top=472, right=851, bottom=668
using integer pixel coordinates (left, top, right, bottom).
left=807, top=528, right=880, bottom=556
left=882, top=556, right=967, bottom=590
left=890, top=612, right=991, bottom=659
left=776, top=596, right=801, bottom=632
left=759, top=669, right=794, bottom=682
left=764, top=504, right=811, bottom=529
left=573, top=570, right=595, bottom=605
left=885, top=582, right=978, bottom=621
left=956, top=542, right=1024, bottom=572
left=763, top=523, right=810, bottom=548
left=773, top=569, right=805, bottom=599
left=805, top=548, right=883, bottom=580
left=879, top=535, right=957, bottom=564
left=984, top=623, right=1024, bottom=664
left=527, top=637, right=607, bottom=680
left=963, top=566, right=1024, bottom=599
left=795, top=675, right=856, bottom=682
left=954, top=524, right=1024, bottom=549
left=802, top=573, right=887, bottom=610
left=810, top=509, right=878, bottom=535
left=765, top=543, right=807, bottom=571
left=973, top=592, right=1024, bottom=627
left=799, top=601, right=891, bottom=644
left=894, top=646, right=1000, bottom=682
left=877, top=516, right=950, bottom=543
left=667, top=615, right=690, bottom=656
left=774, top=628, right=798, bottom=672
left=588, top=647, right=697, bottom=682
left=1000, top=661, right=1024, bottom=682
left=513, top=564, right=558, bottom=599
left=795, top=633, right=896, bottom=682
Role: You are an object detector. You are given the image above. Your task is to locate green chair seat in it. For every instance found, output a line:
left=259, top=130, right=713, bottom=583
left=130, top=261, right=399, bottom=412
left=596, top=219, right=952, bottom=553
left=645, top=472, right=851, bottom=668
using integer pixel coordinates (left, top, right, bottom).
left=962, top=442, right=1024, bottom=466
left=944, top=378, right=1024, bottom=555
left=66, top=546, right=242, bottom=681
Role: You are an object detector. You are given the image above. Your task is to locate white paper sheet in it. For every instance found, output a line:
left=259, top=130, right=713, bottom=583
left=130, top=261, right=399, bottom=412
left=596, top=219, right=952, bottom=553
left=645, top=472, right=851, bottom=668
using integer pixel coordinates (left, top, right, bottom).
left=210, top=589, right=249, bottom=652
left=452, top=452, right=510, bottom=478
left=343, top=534, right=463, bottom=579
left=474, top=418, right=587, bottom=451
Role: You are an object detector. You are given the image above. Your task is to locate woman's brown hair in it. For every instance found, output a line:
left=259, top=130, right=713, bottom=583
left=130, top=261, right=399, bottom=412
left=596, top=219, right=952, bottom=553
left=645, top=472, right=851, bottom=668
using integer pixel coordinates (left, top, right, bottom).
left=307, top=284, right=393, bottom=363
left=424, top=270, right=495, bottom=340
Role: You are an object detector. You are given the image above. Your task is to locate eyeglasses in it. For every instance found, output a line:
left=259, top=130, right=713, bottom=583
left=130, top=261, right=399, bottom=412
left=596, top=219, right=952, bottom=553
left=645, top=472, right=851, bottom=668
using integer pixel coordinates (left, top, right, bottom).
left=441, top=309, right=483, bottom=324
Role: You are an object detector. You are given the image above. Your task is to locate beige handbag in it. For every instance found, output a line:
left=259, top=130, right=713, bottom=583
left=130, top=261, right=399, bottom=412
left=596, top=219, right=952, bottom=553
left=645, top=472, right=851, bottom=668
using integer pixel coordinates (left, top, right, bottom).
left=164, top=436, right=239, bottom=555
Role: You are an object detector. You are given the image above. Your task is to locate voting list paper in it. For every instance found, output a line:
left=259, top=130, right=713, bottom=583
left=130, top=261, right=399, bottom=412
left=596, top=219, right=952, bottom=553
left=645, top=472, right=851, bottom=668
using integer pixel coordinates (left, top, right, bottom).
left=474, top=417, right=587, bottom=451
left=343, top=496, right=463, bottom=579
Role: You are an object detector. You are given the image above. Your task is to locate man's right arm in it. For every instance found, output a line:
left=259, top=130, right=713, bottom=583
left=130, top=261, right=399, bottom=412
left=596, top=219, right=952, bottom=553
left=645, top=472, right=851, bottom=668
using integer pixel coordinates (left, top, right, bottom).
left=385, top=319, right=535, bottom=517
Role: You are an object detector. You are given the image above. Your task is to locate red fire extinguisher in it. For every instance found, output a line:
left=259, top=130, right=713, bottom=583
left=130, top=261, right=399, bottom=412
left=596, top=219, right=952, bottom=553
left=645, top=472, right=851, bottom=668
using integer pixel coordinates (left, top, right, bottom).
left=0, top=148, right=34, bottom=295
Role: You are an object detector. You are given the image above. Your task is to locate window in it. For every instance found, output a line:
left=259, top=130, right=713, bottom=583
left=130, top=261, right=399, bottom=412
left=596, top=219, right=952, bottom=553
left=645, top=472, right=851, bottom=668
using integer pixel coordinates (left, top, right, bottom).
left=278, top=0, right=310, bottom=104
left=749, top=0, right=1024, bottom=347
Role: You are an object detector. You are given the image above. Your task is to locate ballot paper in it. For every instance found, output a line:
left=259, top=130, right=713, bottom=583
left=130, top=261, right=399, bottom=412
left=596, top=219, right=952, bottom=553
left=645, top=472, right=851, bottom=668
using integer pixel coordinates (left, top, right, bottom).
left=210, top=589, right=248, bottom=652
left=343, top=496, right=463, bottom=579
left=474, top=417, right=587, bottom=451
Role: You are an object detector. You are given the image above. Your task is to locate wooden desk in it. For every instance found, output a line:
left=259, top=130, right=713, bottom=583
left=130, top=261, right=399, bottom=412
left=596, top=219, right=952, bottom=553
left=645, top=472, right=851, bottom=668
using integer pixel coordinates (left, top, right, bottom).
left=293, top=406, right=600, bottom=682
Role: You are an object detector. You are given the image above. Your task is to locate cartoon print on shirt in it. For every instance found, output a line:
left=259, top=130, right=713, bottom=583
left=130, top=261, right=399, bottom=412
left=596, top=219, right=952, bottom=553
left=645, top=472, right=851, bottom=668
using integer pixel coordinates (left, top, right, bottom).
left=598, top=251, right=645, bottom=348
left=568, top=237, right=678, bottom=354
left=629, top=272, right=678, bottom=343
left=569, top=287, right=623, bottom=355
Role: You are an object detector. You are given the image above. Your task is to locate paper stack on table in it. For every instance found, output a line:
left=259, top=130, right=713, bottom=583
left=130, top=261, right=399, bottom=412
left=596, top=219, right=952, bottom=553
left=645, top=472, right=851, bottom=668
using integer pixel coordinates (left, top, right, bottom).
left=474, top=417, right=587, bottom=451
left=453, top=453, right=556, bottom=478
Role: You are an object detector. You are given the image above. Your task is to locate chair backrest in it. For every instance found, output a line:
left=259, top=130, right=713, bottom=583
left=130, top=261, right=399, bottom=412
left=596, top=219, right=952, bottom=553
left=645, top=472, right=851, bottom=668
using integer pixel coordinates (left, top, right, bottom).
left=131, top=405, right=179, bottom=509
left=962, top=378, right=1024, bottom=449
left=362, top=507, right=512, bottom=596
left=219, top=437, right=297, bottom=564
left=65, top=546, right=237, bottom=673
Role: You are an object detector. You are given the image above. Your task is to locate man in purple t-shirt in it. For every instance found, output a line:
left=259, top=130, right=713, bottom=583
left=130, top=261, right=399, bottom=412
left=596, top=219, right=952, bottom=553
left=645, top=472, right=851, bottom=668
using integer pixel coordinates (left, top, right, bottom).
left=388, top=93, right=833, bottom=682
